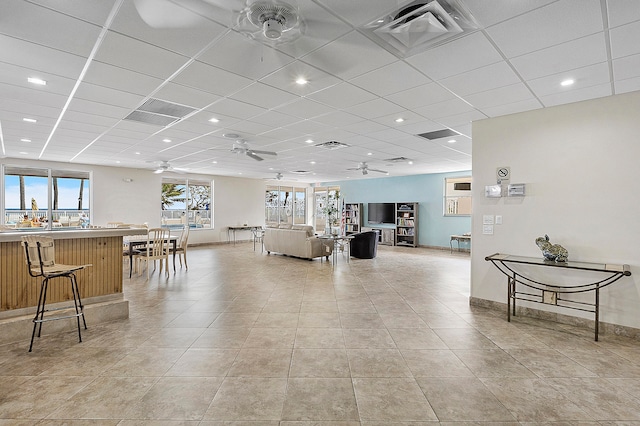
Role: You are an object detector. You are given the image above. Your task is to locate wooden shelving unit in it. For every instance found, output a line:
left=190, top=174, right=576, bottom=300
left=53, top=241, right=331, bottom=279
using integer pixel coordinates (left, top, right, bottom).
left=344, top=203, right=362, bottom=235
left=395, top=202, right=418, bottom=247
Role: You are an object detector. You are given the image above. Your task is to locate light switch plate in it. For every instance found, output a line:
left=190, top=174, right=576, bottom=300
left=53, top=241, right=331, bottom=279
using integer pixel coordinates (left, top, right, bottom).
left=495, top=215, right=502, bottom=225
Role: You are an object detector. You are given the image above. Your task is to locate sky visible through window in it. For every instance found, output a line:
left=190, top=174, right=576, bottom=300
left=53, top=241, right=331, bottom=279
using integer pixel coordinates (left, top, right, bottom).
left=4, top=175, right=89, bottom=210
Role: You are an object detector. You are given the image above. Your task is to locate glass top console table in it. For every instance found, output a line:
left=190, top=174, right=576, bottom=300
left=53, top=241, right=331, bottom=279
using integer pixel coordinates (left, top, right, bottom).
left=485, top=253, right=631, bottom=341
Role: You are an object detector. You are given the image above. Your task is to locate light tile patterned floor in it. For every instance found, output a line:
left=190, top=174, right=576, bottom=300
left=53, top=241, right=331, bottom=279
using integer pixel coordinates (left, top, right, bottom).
left=1, top=244, right=640, bottom=425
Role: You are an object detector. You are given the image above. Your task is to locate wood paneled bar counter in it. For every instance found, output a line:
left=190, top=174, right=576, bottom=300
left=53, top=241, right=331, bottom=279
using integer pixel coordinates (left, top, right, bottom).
left=0, top=227, right=147, bottom=344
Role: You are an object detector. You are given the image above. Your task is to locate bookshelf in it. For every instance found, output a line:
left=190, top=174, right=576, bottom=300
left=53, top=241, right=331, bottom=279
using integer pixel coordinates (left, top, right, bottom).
left=395, top=202, right=418, bottom=247
left=344, top=203, right=362, bottom=235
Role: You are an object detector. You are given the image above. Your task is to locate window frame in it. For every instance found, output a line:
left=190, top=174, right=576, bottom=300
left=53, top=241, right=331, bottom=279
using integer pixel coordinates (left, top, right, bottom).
left=444, top=176, right=472, bottom=216
left=161, top=177, right=213, bottom=230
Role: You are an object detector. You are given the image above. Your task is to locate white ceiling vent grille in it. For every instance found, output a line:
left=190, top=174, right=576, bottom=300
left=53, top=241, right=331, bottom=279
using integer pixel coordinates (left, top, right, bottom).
left=362, top=0, right=479, bottom=57
left=315, top=141, right=350, bottom=150
left=124, top=98, right=196, bottom=127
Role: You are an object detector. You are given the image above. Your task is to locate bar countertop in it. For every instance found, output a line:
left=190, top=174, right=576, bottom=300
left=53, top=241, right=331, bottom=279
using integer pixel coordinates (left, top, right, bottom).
left=0, top=227, right=147, bottom=242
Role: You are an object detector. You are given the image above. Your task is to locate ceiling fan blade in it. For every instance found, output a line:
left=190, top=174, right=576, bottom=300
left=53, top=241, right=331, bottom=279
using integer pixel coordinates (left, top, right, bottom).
left=246, top=152, right=264, bottom=161
left=134, top=0, right=205, bottom=28
left=250, top=149, right=277, bottom=156
left=347, top=167, right=361, bottom=171
left=369, top=168, right=388, bottom=174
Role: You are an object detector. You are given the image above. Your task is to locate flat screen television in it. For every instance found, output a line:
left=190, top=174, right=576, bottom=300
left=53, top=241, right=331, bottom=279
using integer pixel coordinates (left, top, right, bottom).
left=368, top=202, right=395, bottom=224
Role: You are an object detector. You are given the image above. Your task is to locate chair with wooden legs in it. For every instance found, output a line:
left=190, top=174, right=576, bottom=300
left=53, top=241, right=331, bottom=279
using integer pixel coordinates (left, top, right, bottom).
left=172, top=225, right=190, bottom=269
left=133, top=228, right=170, bottom=279
left=21, top=236, right=91, bottom=352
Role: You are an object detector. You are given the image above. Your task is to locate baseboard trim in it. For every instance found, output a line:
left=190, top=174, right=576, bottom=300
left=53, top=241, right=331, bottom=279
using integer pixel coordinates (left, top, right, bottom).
left=469, top=296, right=640, bottom=341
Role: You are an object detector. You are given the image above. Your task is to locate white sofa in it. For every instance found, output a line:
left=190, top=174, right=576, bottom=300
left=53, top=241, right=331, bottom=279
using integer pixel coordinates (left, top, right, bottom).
left=263, top=224, right=332, bottom=260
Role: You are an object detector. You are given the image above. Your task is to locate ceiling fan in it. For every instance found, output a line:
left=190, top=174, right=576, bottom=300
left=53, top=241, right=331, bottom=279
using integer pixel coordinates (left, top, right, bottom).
left=348, top=162, right=388, bottom=176
left=134, top=0, right=305, bottom=43
left=152, top=160, right=187, bottom=174
left=230, top=139, right=277, bottom=161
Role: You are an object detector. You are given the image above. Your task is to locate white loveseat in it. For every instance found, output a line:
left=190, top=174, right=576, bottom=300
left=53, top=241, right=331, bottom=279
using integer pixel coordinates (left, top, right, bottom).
left=263, top=224, right=332, bottom=260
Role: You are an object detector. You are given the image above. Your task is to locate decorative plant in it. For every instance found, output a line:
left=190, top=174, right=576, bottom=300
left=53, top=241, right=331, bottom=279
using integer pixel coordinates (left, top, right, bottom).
left=323, top=189, right=341, bottom=234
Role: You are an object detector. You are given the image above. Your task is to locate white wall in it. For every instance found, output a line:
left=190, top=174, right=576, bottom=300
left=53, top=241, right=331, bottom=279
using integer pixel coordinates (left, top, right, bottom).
left=471, top=90, right=640, bottom=329
left=2, top=158, right=273, bottom=245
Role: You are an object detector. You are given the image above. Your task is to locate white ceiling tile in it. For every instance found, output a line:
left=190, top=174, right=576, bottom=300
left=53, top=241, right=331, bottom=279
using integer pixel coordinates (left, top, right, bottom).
left=344, top=98, right=405, bottom=120
left=250, top=110, right=301, bottom=128
left=311, top=111, right=366, bottom=128
left=95, top=31, right=189, bottom=79
left=486, top=0, right=603, bottom=58
left=0, top=82, right=67, bottom=109
left=407, top=31, right=504, bottom=81
left=510, top=33, right=608, bottom=80
left=172, top=61, right=253, bottom=97
left=527, top=62, right=612, bottom=97
left=613, top=54, right=640, bottom=81
left=349, top=61, right=432, bottom=97
left=615, top=75, right=640, bottom=94
left=301, top=31, right=397, bottom=80
left=3, top=0, right=102, bottom=56
left=259, top=62, right=341, bottom=96
left=74, top=82, right=144, bottom=112
left=84, top=61, right=164, bottom=96
left=306, top=83, right=377, bottom=109
left=273, top=99, right=335, bottom=120
left=341, top=120, right=388, bottom=135
left=153, top=82, right=221, bottom=109
left=481, top=98, right=543, bottom=118
left=437, top=110, right=488, bottom=129
left=225, top=121, right=274, bottom=137
left=539, top=82, right=613, bottom=107
left=606, top=0, right=640, bottom=28
left=230, top=82, right=300, bottom=110
left=463, top=0, right=557, bottom=27
left=200, top=31, right=295, bottom=80
left=203, top=98, right=264, bottom=120
left=317, top=0, right=402, bottom=27
left=439, top=62, right=522, bottom=96
left=284, top=120, right=333, bottom=135
left=464, top=83, right=535, bottom=109
left=609, top=20, right=640, bottom=59
left=386, top=83, right=456, bottom=110
left=414, top=98, right=476, bottom=120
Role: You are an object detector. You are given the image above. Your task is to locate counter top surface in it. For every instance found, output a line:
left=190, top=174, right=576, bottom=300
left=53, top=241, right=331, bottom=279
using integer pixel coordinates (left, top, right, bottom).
left=0, top=227, right=147, bottom=242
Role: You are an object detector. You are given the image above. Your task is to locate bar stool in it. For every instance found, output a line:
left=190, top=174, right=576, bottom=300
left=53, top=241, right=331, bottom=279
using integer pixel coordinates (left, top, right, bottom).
left=21, top=236, right=91, bottom=352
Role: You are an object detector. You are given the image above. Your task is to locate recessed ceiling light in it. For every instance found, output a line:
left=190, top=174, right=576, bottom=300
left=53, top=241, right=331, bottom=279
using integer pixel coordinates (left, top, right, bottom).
left=305, top=139, right=314, bottom=144
left=238, top=172, right=242, bottom=175
left=135, top=152, right=141, bottom=155
left=269, top=167, right=274, bottom=170
left=21, top=138, right=31, bottom=142
left=310, top=161, right=316, bottom=165
left=212, top=160, right=217, bottom=164
left=561, top=79, right=574, bottom=87
left=19, top=151, right=28, bottom=155
left=395, top=118, right=404, bottom=123
left=163, top=138, right=172, bottom=143
left=447, top=139, right=456, bottom=143
left=27, top=77, right=47, bottom=86
left=367, top=152, right=373, bottom=156
left=296, top=78, right=308, bottom=85
left=408, top=161, right=414, bottom=165
left=115, top=161, right=121, bottom=164
left=23, top=118, right=37, bottom=123
left=209, top=117, right=220, bottom=123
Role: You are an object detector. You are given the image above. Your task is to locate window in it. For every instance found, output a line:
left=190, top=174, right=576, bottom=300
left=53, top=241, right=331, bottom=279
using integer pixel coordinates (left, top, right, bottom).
left=265, top=185, right=306, bottom=225
left=2, top=165, right=90, bottom=229
left=161, top=178, right=212, bottom=229
left=313, top=186, right=340, bottom=234
left=444, top=176, right=472, bottom=216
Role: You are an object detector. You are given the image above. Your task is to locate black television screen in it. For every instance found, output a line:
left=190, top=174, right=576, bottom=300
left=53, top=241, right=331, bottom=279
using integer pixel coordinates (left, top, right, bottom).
left=368, top=203, right=395, bottom=224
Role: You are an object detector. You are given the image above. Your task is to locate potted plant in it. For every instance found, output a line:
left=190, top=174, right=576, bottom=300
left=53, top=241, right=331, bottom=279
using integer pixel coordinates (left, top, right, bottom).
left=323, top=190, right=341, bottom=235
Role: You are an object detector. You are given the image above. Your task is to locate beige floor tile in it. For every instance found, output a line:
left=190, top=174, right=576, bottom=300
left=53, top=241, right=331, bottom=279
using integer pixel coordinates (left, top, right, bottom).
left=343, top=329, right=396, bottom=349
left=254, top=312, right=300, bottom=328
left=242, top=327, right=297, bottom=348
left=352, top=377, right=438, bottom=421
left=282, top=378, right=359, bottom=421
left=203, top=377, right=287, bottom=421
left=387, top=327, right=448, bottom=349
left=347, top=349, right=413, bottom=378
left=506, top=347, right=598, bottom=378
left=339, top=313, right=385, bottom=328
left=290, top=349, right=351, bottom=378
left=165, top=348, right=239, bottom=376
left=400, top=349, right=474, bottom=377
left=298, top=312, right=341, bottom=328
left=453, top=349, right=538, bottom=378
left=227, top=348, right=292, bottom=377
left=294, top=328, right=345, bottom=348
left=101, top=347, right=186, bottom=377
left=191, top=327, right=251, bottom=348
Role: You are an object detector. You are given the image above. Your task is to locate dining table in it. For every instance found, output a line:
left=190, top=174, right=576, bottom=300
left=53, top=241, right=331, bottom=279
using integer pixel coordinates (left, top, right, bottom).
left=125, top=234, right=178, bottom=278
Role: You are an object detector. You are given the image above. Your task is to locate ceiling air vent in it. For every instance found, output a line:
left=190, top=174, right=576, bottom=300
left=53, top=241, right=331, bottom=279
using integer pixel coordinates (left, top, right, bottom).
left=417, top=129, right=460, bottom=140
left=124, top=98, right=196, bottom=127
left=361, top=0, right=479, bottom=57
left=315, top=141, right=350, bottom=150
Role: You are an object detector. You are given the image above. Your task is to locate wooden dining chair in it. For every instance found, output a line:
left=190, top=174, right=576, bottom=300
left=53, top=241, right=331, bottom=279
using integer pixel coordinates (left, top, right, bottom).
left=133, top=228, right=170, bottom=279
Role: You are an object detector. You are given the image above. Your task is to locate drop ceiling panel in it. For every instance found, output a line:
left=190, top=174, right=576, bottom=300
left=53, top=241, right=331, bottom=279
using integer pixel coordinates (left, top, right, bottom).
left=407, top=31, right=504, bottom=81
left=0, top=82, right=68, bottom=109
left=225, top=121, right=274, bottom=137
left=153, top=83, right=221, bottom=110
left=349, top=61, right=432, bottom=97
left=482, top=98, right=543, bottom=118
left=260, top=62, right=341, bottom=96
left=540, top=82, right=613, bottom=107
left=527, top=62, right=611, bottom=98
left=95, top=31, right=189, bottom=79
left=199, top=32, right=294, bottom=80
left=173, top=61, right=253, bottom=96
left=230, top=82, right=300, bottom=110
left=74, top=82, right=144, bottom=111
left=463, top=83, right=535, bottom=109
left=311, top=111, right=366, bottom=128
left=203, top=98, right=265, bottom=120
left=273, top=98, right=335, bottom=120
left=613, top=54, right=640, bottom=81
left=386, top=83, right=456, bottom=110
left=438, top=62, right=522, bottom=97
left=0, top=62, right=77, bottom=97
left=437, top=110, right=488, bottom=129
left=607, top=0, right=640, bottom=27
left=463, top=0, right=557, bottom=27
left=510, top=33, right=608, bottom=81
left=83, top=61, right=164, bottom=97
left=284, top=120, right=333, bottom=135
left=609, top=21, right=640, bottom=59
left=67, top=99, right=131, bottom=119
left=414, top=98, right=476, bottom=121
left=344, top=98, right=406, bottom=120
left=306, top=82, right=377, bottom=109
left=486, top=0, right=603, bottom=58
left=3, top=0, right=102, bottom=56
left=615, top=75, right=640, bottom=94
left=110, top=0, right=228, bottom=57
left=317, top=0, right=401, bottom=27
left=301, top=31, right=397, bottom=81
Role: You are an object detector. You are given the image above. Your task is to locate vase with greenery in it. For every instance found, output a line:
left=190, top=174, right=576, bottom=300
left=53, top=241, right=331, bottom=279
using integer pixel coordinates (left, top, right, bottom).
left=323, top=190, right=341, bottom=235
